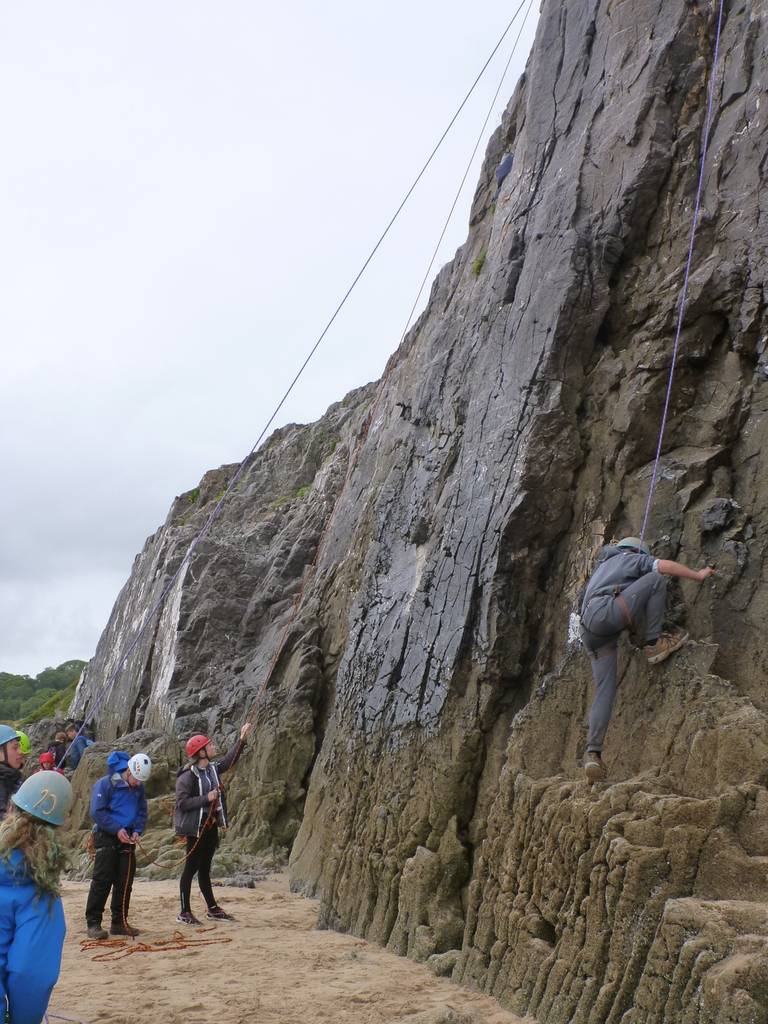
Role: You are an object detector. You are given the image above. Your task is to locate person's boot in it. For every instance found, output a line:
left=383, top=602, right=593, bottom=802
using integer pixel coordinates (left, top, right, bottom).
left=206, top=906, right=234, bottom=921
left=584, top=751, right=607, bottom=784
left=86, top=923, right=108, bottom=940
left=177, top=911, right=202, bottom=925
left=110, top=920, right=140, bottom=937
left=644, top=630, right=689, bottom=665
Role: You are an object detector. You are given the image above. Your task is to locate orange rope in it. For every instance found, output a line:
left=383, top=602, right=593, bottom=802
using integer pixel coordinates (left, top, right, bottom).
left=119, top=844, right=134, bottom=934
left=81, top=927, right=231, bottom=962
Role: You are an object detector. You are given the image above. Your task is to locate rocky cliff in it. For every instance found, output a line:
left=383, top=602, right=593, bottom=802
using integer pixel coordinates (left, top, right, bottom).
left=73, top=0, right=768, bottom=1019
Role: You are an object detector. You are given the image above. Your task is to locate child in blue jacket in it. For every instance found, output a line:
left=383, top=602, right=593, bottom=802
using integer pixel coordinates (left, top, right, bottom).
left=85, top=751, right=150, bottom=939
left=0, top=770, right=73, bottom=1024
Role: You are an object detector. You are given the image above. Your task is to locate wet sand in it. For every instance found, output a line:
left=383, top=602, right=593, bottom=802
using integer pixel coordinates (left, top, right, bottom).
left=50, top=874, right=528, bottom=1024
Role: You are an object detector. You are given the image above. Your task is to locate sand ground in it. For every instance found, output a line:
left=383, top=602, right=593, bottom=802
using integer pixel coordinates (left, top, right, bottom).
left=49, top=874, right=527, bottom=1024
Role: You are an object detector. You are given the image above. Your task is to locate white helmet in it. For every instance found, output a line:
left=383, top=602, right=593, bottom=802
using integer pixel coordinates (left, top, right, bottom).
left=128, top=752, right=152, bottom=782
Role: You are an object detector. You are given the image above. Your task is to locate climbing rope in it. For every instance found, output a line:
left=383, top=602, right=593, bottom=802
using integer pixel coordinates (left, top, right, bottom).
left=237, top=0, right=535, bottom=739
left=80, top=927, right=231, bottom=962
left=60, top=1, right=534, bottom=768
left=639, top=0, right=726, bottom=542
left=398, top=0, right=535, bottom=343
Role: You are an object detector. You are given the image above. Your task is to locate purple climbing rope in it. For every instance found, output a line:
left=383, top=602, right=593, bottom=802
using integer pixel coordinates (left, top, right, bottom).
left=639, top=0, right=726, bottom=543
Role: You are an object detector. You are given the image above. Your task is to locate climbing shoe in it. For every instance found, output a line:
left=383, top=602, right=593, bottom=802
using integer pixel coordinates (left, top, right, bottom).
left=644, top=630, right=689, bottom=665
left=206, top=906, right=234, bottom=921
left=584, top=752, right=607, bottom=784
left=86, top=924, right=108, bottom=940
left=110, top=921, right=140, bottom=937
left=176, top=911, right=202, bottom=926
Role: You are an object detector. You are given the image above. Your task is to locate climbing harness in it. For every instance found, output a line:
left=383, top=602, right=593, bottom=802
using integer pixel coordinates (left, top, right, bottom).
left=60, top=0, right=534, bottom=769
left=639, top=0, right=726, bottom=542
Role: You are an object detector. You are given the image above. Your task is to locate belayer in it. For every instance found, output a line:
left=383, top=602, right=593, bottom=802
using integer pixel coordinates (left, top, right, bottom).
left=580, top=536, right=715, bottom=783
left=84, top=751, right=152, bottom=939
left=175, top=722, right=251, bottom=924
left=0, top=770, right=72, bottom=1024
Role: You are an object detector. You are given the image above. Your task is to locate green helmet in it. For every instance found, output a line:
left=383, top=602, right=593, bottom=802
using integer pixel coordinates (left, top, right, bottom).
left=16, top=731, right=30, bottom=755
left=12, top=771, right=73, bottom=827
left=617, top=536, right=650, bottom=556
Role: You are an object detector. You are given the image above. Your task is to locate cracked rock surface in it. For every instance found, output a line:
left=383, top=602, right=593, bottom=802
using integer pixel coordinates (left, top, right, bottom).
left=74, top=0, right=768, bottom=1018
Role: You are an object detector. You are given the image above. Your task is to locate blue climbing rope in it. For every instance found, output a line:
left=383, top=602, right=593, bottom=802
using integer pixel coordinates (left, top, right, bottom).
left=639, top=0, right=726, bottom=542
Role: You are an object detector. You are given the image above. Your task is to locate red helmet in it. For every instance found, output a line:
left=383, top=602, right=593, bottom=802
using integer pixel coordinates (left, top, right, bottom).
left=185, top=734, right=211, bottom=758
left=39, top=752, right=55, bottom=767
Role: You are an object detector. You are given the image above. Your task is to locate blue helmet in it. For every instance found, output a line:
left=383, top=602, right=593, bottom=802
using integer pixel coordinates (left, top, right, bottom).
left=12, top=771, right=73, bottom=827
left=107, top=750, right=130, bottom=774
left=0, top=726, right=19, bottom=747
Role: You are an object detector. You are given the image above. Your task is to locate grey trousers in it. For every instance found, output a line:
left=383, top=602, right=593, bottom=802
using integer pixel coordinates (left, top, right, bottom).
left=581, top=573, right=667, bottom=753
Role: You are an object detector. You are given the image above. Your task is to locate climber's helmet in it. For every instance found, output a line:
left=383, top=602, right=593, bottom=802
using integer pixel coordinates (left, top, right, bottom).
left=617, top=536, right=651, bottom=556
left=185, top=735, right=211, bottom=760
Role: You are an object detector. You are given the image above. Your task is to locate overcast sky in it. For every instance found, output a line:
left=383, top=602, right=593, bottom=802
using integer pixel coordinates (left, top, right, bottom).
left=0, top=2, right=538, bottom=677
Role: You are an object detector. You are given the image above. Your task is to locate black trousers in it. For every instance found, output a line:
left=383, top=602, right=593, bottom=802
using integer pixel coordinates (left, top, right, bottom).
left=85, top=832, right=136, bottom=926
left=179, top=825, right=218, bottom=913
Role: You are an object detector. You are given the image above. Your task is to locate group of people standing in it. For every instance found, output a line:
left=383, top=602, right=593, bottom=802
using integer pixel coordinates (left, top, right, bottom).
left=0, top=719, right=251, bottom=1023
left=0, top=721, right=93, bottom=819
left=84, top=721, right=251, bottom=938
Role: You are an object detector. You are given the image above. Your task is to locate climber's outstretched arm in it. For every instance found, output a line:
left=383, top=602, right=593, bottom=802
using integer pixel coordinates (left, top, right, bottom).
left=656, top=560, right=715, bottom=583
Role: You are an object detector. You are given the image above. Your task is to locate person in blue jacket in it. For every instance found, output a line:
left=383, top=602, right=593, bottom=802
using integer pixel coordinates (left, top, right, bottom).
left=0, top=770, right=72, bottom=1024
left=84, top=751, right=151, bottom=940
left=63, top=722, right=92, bottom=771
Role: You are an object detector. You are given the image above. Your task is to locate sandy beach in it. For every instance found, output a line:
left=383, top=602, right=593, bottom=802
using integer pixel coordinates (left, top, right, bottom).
left=50, top=874, right=527, bottom=1024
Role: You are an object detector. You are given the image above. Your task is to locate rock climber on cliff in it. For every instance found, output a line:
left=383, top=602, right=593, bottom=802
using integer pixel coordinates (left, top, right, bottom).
left=494, top=151, right=513, bottom=198
left=175, top=722, right=251, bottom=925
left=580, top=537, right=715, bottom=783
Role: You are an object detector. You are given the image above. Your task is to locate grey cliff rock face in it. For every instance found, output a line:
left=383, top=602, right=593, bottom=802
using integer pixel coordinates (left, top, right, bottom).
left=74, top=0, right=768, bottom=1019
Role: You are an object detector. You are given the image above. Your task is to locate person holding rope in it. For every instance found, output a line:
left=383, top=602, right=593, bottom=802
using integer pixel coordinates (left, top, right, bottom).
left=0, top=728, right=24, bottom=822
left=0, top=770, right=72, bottom=1024
left=175, top=722, right=251, bottom=925
left=85, top=751, right=152, bottom=940
left=580, top=537, right=715, bottom=783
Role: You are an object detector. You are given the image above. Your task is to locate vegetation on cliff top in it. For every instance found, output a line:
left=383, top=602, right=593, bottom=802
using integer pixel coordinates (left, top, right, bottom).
left=0, top=660, right=85, bottom=723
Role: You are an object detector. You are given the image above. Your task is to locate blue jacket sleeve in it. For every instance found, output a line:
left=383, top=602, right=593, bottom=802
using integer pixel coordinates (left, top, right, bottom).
left=90, top=778, right=123, bottom=834
left=68, top=737, right=83, bottom=770
left=5, top=890, right=66, bottom=1024
left=134, top=787, right=148, bottom=833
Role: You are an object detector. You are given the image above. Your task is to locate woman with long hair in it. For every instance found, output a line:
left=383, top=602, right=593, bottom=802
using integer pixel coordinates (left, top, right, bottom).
left=0, top=770, right=72, bottom=1024
left=175, top=722, right=251, bottom=924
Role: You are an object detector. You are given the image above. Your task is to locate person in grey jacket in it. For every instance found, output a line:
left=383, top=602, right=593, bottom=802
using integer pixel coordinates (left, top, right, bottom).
left=580, top=536, right=715, bottom=783
left=174, top=722, right=251, bottom=925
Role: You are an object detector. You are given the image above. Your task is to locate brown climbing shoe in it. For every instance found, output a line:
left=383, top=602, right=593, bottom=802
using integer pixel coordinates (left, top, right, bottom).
left=584, top=752, right=607, bottom=784
left=644, top=630, right=689, bottom=665
left=86, top=924, right=108, bottom=940
left=110, top=921, right=140, bottom=937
